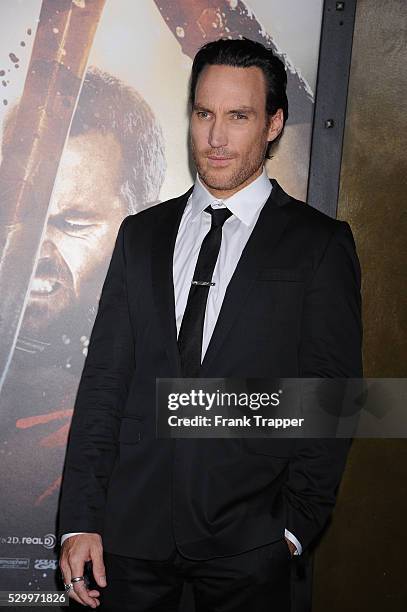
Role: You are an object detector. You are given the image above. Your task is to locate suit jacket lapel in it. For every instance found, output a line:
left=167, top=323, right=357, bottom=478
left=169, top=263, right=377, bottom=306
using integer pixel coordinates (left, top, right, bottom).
left=151, top=187, right=193, bottom=376
left=200, top=179, right=292, bottom=376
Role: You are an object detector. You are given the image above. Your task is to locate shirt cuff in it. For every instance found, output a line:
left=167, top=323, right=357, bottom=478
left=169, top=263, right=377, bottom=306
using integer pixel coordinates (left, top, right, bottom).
left=61, top=532, right=87, bottom=546
left=284, top=528, right=302, bottom=556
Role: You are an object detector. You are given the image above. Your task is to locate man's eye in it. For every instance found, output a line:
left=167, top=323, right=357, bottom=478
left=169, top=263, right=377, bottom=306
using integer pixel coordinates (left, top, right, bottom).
left=196, top=111, right=210, bottom=119
left=64, top=220, right=94, bottom=231
left=233, top=113, right=248, bottom=120
left=53, top=218, right=95, bottom=232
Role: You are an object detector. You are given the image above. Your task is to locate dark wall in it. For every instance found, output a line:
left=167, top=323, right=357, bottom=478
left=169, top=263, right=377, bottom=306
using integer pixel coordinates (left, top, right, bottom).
left=314, top=1, right=407, bottom=609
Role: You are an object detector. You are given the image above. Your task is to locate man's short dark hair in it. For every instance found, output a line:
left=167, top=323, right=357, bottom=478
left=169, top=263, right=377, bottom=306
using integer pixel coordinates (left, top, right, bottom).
left=70, top=67, right=166, bottom=213
left=189, top=38, right=288, bottom=158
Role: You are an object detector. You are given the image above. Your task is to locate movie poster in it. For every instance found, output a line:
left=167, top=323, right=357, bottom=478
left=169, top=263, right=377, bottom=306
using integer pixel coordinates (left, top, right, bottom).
left=0, top=0, right=323, bottom=593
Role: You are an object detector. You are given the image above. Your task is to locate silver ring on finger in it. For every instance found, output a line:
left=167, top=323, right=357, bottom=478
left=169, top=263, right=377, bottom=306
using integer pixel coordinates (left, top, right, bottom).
left=71, top=576, right=85, bottom=583
left=64, top=583, right=73, bottom=592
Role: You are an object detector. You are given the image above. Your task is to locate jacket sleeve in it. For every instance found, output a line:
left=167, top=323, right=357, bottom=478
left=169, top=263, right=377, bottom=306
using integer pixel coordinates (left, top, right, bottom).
left=283, top=220, right=363, bottom=551
left=58, top=215, right=135, bottom=538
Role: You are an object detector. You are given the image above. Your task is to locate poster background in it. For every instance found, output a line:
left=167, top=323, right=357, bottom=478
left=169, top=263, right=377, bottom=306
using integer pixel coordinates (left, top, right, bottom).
left=0, top=0, right=323, bottom=595
left=0, top=0, right=323, bottom=197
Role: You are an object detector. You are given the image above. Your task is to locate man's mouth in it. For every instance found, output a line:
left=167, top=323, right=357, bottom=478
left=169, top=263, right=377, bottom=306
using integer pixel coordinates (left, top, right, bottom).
left=30, top=277, right=63, bottom=296
left=207, top=156, right=234, bottom=167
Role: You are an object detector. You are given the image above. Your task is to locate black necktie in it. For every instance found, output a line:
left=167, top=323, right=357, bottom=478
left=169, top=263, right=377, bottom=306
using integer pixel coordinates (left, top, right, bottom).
left=177, top=205, right=233, bottom=377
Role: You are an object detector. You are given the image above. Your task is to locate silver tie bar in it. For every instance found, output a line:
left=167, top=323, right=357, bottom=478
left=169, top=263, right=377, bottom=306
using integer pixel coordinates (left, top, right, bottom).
left=191, top=280, right=215, bottom=286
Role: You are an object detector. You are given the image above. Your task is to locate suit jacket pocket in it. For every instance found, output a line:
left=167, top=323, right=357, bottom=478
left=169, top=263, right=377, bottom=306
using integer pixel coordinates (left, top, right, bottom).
left=243, top=438, right=294, bottom=458
left=257, top=268, right=307, bottom=282
left=119, top=417, right=142, bottom=445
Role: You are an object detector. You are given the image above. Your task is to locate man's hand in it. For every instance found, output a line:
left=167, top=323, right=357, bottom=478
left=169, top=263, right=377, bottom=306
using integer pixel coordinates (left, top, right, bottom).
left=284, top=536, right=296, bottom=557
left=59, top=533, right=106, bottom=608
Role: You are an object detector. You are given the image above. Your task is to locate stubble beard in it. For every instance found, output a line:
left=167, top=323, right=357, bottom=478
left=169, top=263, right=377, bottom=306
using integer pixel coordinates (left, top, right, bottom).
left=191, top=138, right=268, bottom=194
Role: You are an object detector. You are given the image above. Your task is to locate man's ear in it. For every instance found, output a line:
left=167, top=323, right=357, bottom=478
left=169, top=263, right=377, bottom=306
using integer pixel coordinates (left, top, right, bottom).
left=266, top=108, right=284, bottom=143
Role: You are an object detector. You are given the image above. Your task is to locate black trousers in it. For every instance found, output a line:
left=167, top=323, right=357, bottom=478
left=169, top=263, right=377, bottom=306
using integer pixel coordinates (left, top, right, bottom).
left=99, top=539, right=292, bottom=612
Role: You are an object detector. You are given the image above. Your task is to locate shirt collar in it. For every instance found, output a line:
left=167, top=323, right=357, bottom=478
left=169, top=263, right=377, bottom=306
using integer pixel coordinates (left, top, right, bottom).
left=190, top=167, right=272, bottom=227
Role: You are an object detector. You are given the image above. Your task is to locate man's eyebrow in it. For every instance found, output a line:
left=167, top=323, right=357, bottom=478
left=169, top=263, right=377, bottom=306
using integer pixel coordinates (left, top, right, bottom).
left=50, top=208, right=101, bottom=219
left=193, top=104, right=256, bottom=114
left=193, top=104, right=211, bottom=112
left=228, top=106, right=256, bottom=115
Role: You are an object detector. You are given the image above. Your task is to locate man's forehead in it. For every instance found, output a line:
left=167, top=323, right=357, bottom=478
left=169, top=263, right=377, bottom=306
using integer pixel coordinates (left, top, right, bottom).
left=195, top=64, right=266, bottom=106
left=62, top=130, right=122, bottom=167
left=55, top=131, right=122, bottom=189
left=48, top=131, right=124, bottom=215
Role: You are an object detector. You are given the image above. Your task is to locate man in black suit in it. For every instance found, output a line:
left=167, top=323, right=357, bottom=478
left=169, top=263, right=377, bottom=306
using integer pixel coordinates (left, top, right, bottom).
left=58, top=39, right=362, bottom=611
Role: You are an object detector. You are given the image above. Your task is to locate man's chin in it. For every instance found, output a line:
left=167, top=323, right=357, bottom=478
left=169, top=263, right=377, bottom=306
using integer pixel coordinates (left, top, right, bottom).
left=19, top=298, right=75, bottom=340
left=19, top=312, right=63, bottom=340
left=198, top=168, right=241, bottom=193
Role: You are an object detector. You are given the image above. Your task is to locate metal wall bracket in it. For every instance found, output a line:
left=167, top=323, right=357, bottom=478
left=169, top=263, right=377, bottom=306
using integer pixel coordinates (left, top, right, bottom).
left=307, top=0, right=357, bottom=218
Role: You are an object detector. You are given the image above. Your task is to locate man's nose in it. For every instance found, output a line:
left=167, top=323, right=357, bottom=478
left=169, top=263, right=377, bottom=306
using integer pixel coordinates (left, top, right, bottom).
left=208, top=118, right=228, bottom=149
left=38, top=237, right=58, bottom=260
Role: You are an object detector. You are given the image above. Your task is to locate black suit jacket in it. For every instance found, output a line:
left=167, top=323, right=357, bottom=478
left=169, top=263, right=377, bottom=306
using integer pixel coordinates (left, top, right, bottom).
left=58, top=179, right=363, bottom=560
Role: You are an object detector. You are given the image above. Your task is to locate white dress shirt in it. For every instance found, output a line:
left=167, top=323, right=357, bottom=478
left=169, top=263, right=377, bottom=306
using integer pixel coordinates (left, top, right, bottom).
left=174, top=168, right=269, bottom=360
left=62, top=167, right=302, bottom=556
